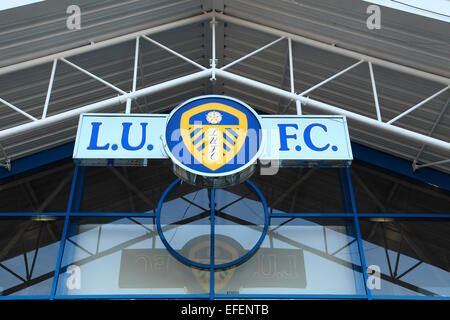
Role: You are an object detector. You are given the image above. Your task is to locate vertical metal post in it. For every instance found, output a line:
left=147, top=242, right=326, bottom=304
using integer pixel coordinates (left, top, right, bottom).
left=125, top=37, right=140, bottom=114
left=368, top=62, right=382, bottom=121
left=132, top=37, right=140, bottom=93
left=50, top=165, right=86, bottom=299
left=42, top=59, right=57, bottom=119
left=288, top=38, right=302, bottom=115
left=210, top=188, right=215, bottom=300
left=339, top=167, right=372, bottom=299
left=210, top=14, right=217, bottom=81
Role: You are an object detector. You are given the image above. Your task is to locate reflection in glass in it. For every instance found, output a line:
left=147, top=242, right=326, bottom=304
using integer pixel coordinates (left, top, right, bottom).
left=81, top=164, right=174, bottom=212
left=215, top=218, right=364, bottom=295
left=56, top=217, right=209, bottom=295
left=214, top=184, right=266, bottom=265
left=253, top=168, right=344, bottom=213
left=0, top=217, right=63, bottom=296
left=159, top=183, right=211, bottom=265
left=0, top=160, right=73, bottom=213
left=351, top=161, right=450, bottom=213
left=360, top=219, right=450, bottom=296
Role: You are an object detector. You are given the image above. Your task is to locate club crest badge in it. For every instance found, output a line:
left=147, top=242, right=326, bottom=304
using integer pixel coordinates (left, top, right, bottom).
left=164, top=95, right=263, bottom=185
left=180, top=103, right=248, bottom=171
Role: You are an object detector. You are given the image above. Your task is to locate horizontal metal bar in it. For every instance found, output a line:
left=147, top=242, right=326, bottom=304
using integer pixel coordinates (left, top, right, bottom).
left=1, top=213, right=447, bottom=218
left=0, top=213, right=67, bottom=217
left=54, top=294, right=210, bottom=299
left=216, top=13, right=450, bottom=85
left=71, top=213, right=156, bottom=217
left=0, top=69, right=211, bottom=140
left=0, top=13, right=213, bottom=75
left=0, top=295, right=51, bottom=300
left=270, top=213, right=353, bottom=217
left=214, top=294, right=368, bottom=299
left=357, top=213, right=450, bottom=218
left=214, top=69, right=450, bottom=153
left=0, top=97, right=38, bottom=121
left=0, top=212, right=156, bottom=217
left=1, top=294, right=447, bottom=300
left=371, top=295, right=450, bottom=300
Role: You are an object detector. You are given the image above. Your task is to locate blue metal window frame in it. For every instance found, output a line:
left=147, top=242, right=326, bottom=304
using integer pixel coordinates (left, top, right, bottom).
left=0, top=144, right=449, bottom=300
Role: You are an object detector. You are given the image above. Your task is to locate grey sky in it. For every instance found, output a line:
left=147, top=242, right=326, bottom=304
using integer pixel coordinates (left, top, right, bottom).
left=0, top=0, right=45, bottom=11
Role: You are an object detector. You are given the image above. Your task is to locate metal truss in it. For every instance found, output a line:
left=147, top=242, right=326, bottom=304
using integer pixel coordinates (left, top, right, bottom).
left=0, top=11, right=449, bottom=172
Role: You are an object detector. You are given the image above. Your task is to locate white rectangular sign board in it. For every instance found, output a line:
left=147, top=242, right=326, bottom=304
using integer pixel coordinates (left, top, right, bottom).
left=260, top=115, right=352, bottom=167
left=73, top=113, right=352, bottom=167
left=73, top=113, right=167, bottom=166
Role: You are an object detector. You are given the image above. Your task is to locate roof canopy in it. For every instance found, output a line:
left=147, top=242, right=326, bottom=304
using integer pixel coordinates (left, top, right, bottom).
left=0, top=0, right=449, bottom=173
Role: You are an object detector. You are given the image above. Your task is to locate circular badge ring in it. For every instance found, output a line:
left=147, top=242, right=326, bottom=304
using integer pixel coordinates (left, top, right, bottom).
left=156, top=178, right=269, bottom=270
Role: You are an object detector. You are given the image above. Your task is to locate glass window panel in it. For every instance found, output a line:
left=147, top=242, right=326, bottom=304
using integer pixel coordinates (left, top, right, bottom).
left=56, top=217, right=209, bottom=295
left=81, top=162, right=174, bottom=212
left=160, top=184, right=211, bottom=265
left=0, top=217, right=64, bottom=296
left=0, top=159, right=73, bottom=212
left=351, top=160, right=450, bottom=213
left=215, top=184, right=266, bottom=265
left=214, top=218, right=364, bottom=295
left=253, top=168, right=344, bottom=213
left=360, top=219, right=450, bottom=297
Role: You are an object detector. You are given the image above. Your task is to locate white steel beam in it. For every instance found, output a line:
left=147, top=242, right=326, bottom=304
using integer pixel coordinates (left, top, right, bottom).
left=387, top=85, right=450, bottom=124
left=60, top=57, right=127, bottom=95
left=0, top=69, right=211, bottom=140
left=414, top=159, right=450, bottom=170
left=214, top=68, right=450, bottom=153
left=368, top=62, right=382, bottom=121
left=0, top=97, right=38, bottom=121
left=141, top=35, right=207, bottom=71
left=125, top=36, right=141, bottom=114
left=216, top=13, right=450, bottom=86
left=287, top=38, right=302, bottom=115
left=42, top=59, right=58, bottom=119
left=0, top=13, right=213, bottom=76
left=132, top=37, right=140, bottom=93
left=299, top=60, right=364, bottom=96
left=220, top=36, right=285, bottom=71
left=210, top=14, right=217, bottom=80
left=412, top=96, right=450, bottom=169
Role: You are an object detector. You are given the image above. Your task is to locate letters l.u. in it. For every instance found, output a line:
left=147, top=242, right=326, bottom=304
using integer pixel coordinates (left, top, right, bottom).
left=87, top=121, right=148, bottom=151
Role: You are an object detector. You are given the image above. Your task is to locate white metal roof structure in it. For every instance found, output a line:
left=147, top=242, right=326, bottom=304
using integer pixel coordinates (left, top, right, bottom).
left=0, top=0, right=449, bottom=173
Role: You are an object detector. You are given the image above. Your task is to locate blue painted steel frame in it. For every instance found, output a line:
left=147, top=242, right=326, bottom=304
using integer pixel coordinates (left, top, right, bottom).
left=351, top=142, right=450, bottom=191
left=155, top=179, right=270, bottom=270
left=0, top=161, right=448, bottom=300
left=339, top=167, right=372, bottom=300
left=1, top=141, right=448, bottom=191
left=0, top=142, right=74, bottom=180
left=214, top=180, right=270, bottom=270
left=50, top=165, right=86, bottom=299
left=210, top=188, right=215, bottom=300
